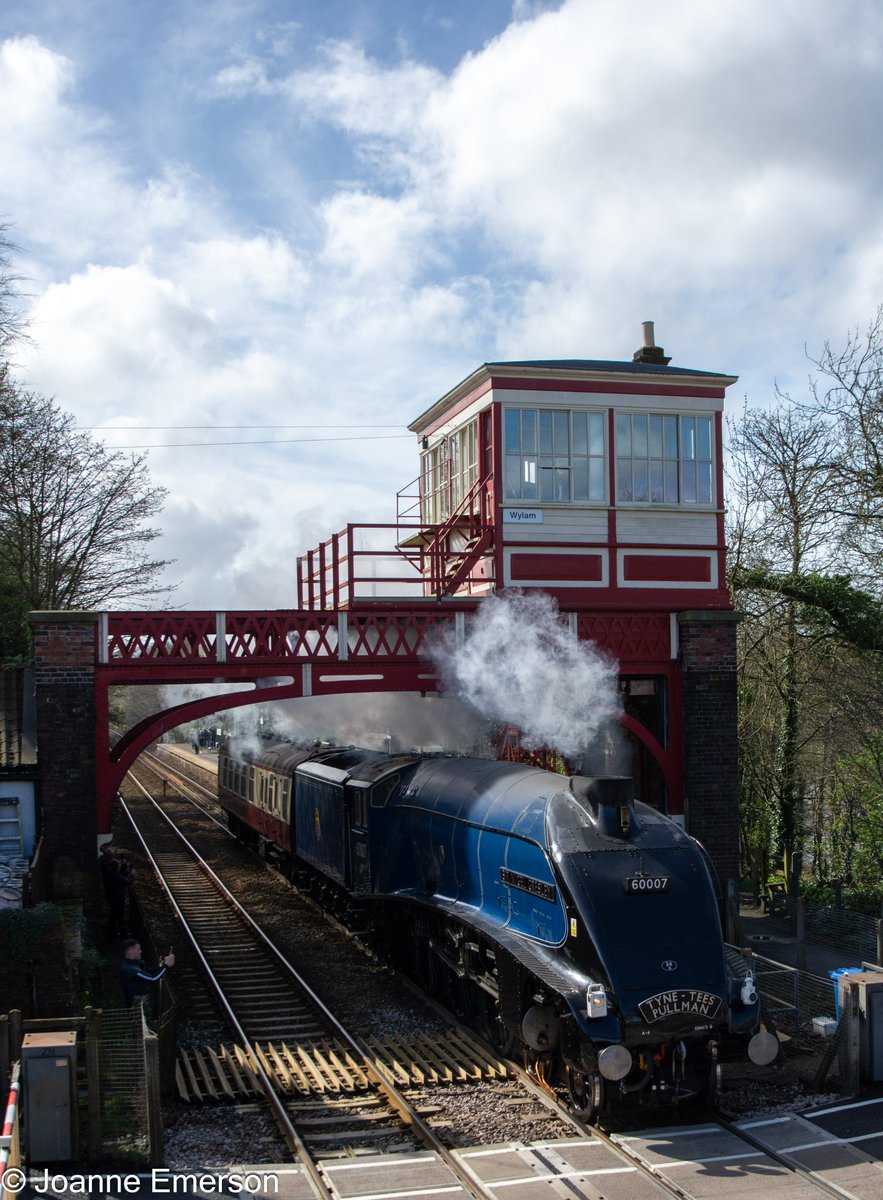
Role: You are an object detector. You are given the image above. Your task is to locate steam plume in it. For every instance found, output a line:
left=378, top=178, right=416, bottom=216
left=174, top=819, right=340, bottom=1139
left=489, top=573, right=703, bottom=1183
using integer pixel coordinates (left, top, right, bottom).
left=432, top=591, right=621, bottom=760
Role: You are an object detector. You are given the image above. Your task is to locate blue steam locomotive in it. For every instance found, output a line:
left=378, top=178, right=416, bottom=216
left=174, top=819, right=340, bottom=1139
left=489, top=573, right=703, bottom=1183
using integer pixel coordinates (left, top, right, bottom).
left=218, top=739, right=772, bottom=1119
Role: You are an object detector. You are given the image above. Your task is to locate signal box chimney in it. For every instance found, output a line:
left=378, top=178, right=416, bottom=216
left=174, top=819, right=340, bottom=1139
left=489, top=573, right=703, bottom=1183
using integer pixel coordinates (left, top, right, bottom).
left=633, top=320, right=671, bottom=365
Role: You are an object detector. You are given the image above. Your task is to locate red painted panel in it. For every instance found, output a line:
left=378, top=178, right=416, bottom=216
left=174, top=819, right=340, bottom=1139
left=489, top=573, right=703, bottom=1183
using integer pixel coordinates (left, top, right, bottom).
left=623, top=555, right=711, bottom=582
left=510, top=553, right=603, bottom=581
left=492, top=376, right=727, bottom=400
left=576, top=612, right=672, bottom=662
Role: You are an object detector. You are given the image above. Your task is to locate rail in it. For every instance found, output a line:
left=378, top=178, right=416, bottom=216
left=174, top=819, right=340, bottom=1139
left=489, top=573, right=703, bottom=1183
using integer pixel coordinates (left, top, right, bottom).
left=120, top=771, right=500, bottom=1199
left=297, top=525, right=494, bottom=608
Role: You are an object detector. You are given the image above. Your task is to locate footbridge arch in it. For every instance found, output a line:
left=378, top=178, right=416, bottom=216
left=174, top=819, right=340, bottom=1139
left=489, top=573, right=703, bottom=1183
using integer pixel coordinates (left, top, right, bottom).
left=29, top=603, right=737, bottom=898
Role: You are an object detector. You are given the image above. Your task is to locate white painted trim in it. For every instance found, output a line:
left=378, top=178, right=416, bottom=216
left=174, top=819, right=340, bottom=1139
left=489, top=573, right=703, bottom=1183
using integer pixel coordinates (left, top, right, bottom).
left=215, top=612, right=226, bottom=663
left=494, top=387, right=725, bottom=413
left=616, top=548, right=718, bottom=590
left=670, top=612, right=679, bottom=660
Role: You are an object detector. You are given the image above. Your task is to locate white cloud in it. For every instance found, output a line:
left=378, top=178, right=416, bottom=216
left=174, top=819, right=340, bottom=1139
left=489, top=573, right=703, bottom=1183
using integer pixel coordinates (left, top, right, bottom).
left=319, top=192, right=437, bottom=282
left=287, top=40, right=442, bottom=143
left=4, top=0, right=883, bottom=607
left=210, top=58, right=275, bottom=98
left=25, top=265, right=216, bottom=406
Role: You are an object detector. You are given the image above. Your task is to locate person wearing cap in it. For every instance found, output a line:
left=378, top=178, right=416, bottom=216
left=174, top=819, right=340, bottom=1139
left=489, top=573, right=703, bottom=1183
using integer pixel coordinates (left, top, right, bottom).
left=119, top=939, right=175, bottom=1010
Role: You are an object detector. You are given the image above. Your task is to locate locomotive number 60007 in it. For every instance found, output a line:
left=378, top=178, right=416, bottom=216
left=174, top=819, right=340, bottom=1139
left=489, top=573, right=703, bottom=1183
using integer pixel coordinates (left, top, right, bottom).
left=624, top=874, right=671, bottom=893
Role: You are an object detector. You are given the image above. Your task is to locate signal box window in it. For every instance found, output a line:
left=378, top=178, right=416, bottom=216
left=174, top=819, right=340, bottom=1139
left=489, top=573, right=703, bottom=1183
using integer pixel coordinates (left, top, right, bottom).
left=504, top=408, right=605, bottom=503
left=421, top=419, right=480, bottom=524
left=616, top=413, right=713, bottom=505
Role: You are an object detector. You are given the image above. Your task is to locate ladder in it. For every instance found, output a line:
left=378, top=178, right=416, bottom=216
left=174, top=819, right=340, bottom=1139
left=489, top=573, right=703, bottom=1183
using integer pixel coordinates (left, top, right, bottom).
left=0, top=796, right=24, bottom=857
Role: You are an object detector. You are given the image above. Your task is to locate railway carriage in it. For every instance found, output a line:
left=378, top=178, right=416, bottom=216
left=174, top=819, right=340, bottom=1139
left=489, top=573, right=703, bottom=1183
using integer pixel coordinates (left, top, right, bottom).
left=218, top=738, right=771, bottom=1119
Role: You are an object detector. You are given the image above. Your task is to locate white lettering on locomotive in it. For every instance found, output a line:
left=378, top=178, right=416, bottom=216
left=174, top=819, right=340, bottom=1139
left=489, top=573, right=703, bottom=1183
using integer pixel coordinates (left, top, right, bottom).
left=638, top=989, right=722, bottom=1023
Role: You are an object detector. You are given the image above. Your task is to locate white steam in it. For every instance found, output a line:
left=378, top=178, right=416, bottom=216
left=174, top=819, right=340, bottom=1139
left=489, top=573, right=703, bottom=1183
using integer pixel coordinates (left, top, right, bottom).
left=432, top=591, right=622, bottom=761
left=256, top=693, right=489, bottom=756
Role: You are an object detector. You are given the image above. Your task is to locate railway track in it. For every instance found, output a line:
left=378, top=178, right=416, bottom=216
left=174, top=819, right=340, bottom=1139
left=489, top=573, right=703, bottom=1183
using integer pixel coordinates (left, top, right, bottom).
left=120, top=769, right=519, bottom=1198
left=121, top=750, right=883, bottom=1200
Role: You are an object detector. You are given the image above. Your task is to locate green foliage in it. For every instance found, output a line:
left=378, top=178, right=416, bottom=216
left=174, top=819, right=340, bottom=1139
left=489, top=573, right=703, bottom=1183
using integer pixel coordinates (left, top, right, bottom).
left=0, top=901, right=63, bottom=963
left=733, top=567, right=883, bottom=655
left=801, top=877, right=883, bottom=916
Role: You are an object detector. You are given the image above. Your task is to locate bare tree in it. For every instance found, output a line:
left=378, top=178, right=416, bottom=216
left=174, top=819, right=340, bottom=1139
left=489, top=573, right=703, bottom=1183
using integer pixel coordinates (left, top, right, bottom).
left=0, top=369, right=175, bottom=661
left=804, top=305, right=883, bottom=584
left=0, top=223, right=30, bottom=360
left=728, top=319, right=883, bottom=902
left=727, top=402, right=841, bottom=891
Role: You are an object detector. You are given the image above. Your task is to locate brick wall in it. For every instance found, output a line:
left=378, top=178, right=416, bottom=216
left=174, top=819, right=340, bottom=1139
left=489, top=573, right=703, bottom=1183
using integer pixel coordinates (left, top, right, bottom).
left=678, top=611, right=741, bottom=889
left=28, top=612, right=100, bottom=912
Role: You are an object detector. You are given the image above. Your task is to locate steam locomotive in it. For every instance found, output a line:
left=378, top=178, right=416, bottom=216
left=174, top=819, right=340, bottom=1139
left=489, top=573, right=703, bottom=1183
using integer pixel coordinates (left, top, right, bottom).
left=218, top=739, right=773, bottom=1119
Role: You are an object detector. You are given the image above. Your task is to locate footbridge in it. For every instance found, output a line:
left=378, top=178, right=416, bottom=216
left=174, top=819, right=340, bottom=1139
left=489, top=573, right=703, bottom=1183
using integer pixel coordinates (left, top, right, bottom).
left=28, top=602, right=735, bottom=902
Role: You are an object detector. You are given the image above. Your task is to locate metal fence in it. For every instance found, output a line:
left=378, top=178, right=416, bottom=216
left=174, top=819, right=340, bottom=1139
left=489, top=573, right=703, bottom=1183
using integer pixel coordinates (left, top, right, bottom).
left=800, top=897, right=882, bottom=960
left=1, top=995, right=173, bottom=1168
left=95, top=1005, right=156, bottom=1164
left=748, top=953, right=837, bottom=1039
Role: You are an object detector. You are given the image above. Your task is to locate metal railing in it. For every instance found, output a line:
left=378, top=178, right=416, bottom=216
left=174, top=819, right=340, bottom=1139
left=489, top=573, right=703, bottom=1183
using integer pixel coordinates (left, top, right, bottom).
left=0, top=1062, right=21, bottom=1200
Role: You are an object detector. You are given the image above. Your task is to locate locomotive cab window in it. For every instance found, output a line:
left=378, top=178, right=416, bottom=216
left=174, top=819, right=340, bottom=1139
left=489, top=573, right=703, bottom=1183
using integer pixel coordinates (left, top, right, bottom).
left=370, top=773, right=401, bottom=808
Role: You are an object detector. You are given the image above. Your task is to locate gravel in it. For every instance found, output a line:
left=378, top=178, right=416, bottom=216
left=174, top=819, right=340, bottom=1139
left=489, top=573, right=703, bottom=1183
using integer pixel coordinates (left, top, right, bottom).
left=117, top=767, right=850, bottom=1168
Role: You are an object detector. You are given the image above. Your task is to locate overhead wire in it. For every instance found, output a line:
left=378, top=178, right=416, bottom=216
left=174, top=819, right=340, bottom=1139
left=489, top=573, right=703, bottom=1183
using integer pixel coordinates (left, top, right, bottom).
left=105, top=434, right=412, bottom=449
left=77, top=422, right=412, bottom=450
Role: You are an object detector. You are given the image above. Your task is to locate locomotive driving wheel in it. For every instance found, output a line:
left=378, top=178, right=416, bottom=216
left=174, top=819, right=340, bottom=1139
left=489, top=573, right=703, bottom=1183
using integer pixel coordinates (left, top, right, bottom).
left=482, top=993, right=515, bottom=1056
left=567, top=1066, right=604, bottom=1122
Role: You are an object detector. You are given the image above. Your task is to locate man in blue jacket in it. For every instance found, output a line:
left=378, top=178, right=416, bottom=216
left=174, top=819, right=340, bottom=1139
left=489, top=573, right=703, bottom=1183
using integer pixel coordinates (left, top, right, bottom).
left=120, top=939, right=175, bottom=1010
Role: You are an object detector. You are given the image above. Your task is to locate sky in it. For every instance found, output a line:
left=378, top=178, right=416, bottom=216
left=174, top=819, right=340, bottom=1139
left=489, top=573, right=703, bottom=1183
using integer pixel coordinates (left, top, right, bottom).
left=2, top=0, right=883, bottom=612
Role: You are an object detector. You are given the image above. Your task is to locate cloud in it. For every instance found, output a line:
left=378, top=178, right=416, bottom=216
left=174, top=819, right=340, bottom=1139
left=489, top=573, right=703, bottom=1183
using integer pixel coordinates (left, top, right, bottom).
left=4, top=0, right=883, bottom=609
left=319, top=192, right=437, bottom=282
left=26, top=264, right=216, bottom=406
left=210, top=58, right=275, bottom=98
left=0, top=37, right=134, bottom=262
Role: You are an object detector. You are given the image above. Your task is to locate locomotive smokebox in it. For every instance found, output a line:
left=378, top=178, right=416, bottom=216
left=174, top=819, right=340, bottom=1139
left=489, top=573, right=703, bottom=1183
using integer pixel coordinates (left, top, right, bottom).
left=569, top=775, right=637, bottom=838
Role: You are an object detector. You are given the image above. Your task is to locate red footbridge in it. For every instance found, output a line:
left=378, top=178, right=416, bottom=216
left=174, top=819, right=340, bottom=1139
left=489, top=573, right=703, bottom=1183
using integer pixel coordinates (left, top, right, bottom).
left=90, top=604, right=678, bottom=833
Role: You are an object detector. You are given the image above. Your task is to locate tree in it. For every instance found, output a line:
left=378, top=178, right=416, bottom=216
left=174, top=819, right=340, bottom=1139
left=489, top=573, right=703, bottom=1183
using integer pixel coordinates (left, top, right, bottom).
left=727, top=402, right=841, bottom=891
left=0, top=223, right=29, bottom=360
left=0, top=368, right=174, bottom=662
left=728, top=312, right=883, bottom=902
left=804, top=306, right=883, bottom=585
